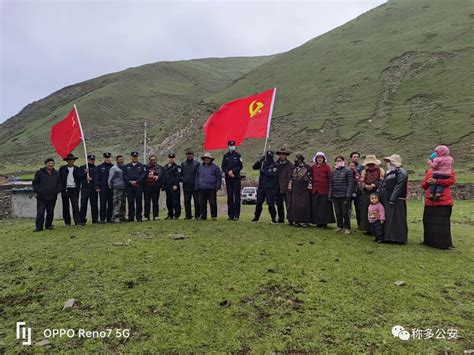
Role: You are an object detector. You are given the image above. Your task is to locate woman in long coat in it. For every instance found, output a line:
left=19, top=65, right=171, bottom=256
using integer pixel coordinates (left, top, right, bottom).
left=421, top=169, right=456, bottom=249
left=359, top=155, right=384, bottom=233
left=310, top=152, right=335, bottom=228
left=287, top=154, right=312, bottom=227
left=379, top=154, right=408, bottom=244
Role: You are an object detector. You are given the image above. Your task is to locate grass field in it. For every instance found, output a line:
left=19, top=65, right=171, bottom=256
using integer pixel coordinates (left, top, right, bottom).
left=0, top=199, right=473, bottom=352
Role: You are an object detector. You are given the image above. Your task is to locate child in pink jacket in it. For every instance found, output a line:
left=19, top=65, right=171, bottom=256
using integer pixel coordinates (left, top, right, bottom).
left=368, top=193, right=385, bottom=243
left=427, top=145, right=454, bottom=200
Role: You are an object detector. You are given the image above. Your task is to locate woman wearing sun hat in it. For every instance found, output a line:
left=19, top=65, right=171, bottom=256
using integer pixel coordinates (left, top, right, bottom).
left=379, top=154, right=408, bottom=244
left=359, top=155, right=385, bottom=234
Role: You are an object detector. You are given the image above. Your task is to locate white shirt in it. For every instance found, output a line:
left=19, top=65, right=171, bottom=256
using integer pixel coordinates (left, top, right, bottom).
left=66, top=166, right=76, bottom=188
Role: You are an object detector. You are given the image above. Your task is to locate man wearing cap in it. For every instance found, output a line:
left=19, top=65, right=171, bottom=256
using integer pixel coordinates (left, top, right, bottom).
left=108, top=155, right=126, bottom=223
left=58, top=153, right=81, bottom=226
left=195, top=152, right=222, bottom=220
left=123, top=151, right=147, bottom=222
left=181, top=149, right=200, bottom=219
left=97, top=152, right=114, bottom=223
left=251, top=150, right=278, bottom=223
left=221, top=140, right=243, bottom=221
left=163, top=153, right=182, bottom=219
left=33, top=158, right=61, bottom=232
left=144, top=155, right=164, bottom=221
left=275, top=148, right=293, bottom=223
left=79, top=154, right=100, bottom=225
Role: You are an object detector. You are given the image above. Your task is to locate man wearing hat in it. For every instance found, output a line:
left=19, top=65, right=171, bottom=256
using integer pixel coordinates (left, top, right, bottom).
left=33, top=158, right=61, bottom=232
left=79, top=154, right=100, bottom=225
left=181, top=148, right=200, bottom=219
left=275, top=147, right=293, bottom=223
left=97, top=152, right=114, bottom=223
left=58, top=153, right=81, bottom=226
left=195, top=152, right=222, bottom=220
left=221, top=140, right=243, bottom=221
left=251, top=150, right=278, bottom=223
left=123, top=151, right=147, bottom=222
left=163, top=153, right=182, bottom=219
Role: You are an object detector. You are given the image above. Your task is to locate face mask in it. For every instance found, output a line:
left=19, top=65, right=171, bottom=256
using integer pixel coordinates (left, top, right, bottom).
left=229, top=146, right=236, bottom=152
left=336, top=161, right=345, bottom=168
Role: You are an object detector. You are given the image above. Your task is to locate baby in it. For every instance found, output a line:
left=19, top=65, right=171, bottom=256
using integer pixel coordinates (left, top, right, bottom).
left=368, top=193, right=385, bottom=243
left=427, top=145, right=454, bottom=200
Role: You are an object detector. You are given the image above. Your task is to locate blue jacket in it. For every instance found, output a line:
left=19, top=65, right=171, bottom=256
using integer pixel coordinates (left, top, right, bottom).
left=253, top=158, right=277, bottom=190
left=123, top=162, right=147, bottom=187
left=97, top=162, right=114, bottom=189
left=195, top=162, right=222, bottom=190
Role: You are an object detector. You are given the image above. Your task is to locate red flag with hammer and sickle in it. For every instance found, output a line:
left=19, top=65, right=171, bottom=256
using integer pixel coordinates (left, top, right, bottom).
left=50, top=108, right=83, bottom=158
left=203, top=88, right=276, bottom=150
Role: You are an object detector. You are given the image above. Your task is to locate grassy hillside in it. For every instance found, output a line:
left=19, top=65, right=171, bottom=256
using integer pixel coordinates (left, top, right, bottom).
left=1, top=200, right=473, bottom=352
left=1, top=0, right=473, bottom=178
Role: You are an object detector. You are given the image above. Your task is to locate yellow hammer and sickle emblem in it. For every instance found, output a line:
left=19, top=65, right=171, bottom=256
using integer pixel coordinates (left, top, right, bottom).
left=249, top=100, right=264, bottom=118
left=72, top=117, right=76, bottom=127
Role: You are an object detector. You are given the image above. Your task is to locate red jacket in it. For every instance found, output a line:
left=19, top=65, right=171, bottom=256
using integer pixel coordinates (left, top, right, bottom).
left=421, top=169, right=455, bottom=206
left=311, top=163, right=331, bottom=195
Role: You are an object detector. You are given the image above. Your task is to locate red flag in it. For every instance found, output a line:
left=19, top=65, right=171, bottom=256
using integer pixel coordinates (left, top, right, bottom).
left=203, top=88, right=276, bottom=150
left=50, top=108, right=82, bottom=158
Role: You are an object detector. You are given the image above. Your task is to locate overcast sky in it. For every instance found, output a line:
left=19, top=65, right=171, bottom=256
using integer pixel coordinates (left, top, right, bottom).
left=0, top=0, right=385, bottom=123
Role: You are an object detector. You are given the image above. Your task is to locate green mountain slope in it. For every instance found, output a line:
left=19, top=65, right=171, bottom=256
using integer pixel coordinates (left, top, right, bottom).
left=1, top=0, right=473, bottom=177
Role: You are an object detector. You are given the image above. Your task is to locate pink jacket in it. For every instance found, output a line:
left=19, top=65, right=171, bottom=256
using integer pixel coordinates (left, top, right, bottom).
left=428, top=145, right=453, bottom=176
left=368, top=202, right=385, bottom=223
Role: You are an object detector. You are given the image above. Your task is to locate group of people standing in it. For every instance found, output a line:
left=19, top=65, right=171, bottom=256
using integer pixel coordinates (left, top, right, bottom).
left=32, top=141, right=456, bottom=249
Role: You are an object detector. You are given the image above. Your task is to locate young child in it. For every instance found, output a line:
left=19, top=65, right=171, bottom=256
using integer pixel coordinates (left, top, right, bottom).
left=368, top=193, right=385, bottom=243
left=427, top=145, right=454, bottom=200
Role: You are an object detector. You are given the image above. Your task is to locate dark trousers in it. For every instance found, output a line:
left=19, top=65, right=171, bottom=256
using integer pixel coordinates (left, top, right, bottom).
left=225, top=177, right=241, bottom=219
left=61, top=188, right=80, bottom=225
left=370, top=220, right=384, bottom=241
left=333, top=198, right=351, bottom=229
left=255, top=188, right=276, bottom=220
left=99, top=187, right=113, bottom=222
left=126, top=185, right=143, bottom=221
left=352, top=191, right=362, bottom=228
left=198, top=189, right=217, bottom=219
left=36, top=199, right=56, bottom=230
left=276, top=192, right=288, bottom=222
left=144, top=185, right=160, bottom=219
left=183, top=183, right=200, bottom=219
left=165, top=186, right=181, bottom=218
left=80, top=188, right=98, bottom=224
left=429, top=174, right=449, bottom=194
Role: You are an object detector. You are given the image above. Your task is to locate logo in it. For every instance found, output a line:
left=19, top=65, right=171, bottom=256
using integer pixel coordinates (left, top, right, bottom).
left=249, top=100, right=264, bottom=118
left=16, top=322, right=32, bottom=345
left=392, top=325, right=410, bottom=341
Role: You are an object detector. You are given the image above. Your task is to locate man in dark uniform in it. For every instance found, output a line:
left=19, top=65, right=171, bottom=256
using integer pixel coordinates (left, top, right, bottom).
left=144, top=154, right=164, bottom=221
left=221, top=140, right=243, bottom=221
left=33, top=158, right=61, bottom=232
left=59, top=153, right=81, bottom=226
left=275, top=148, right=293, bottom=223
left=79, top=154, right=99, bottom=225
left=97, top=152, right=114, bottom=223
left=251, top=150, right=278, bottom=224
left=181, top=148, right=200, bottom=219
left=163, top=153, right=182, bottom=219
left=123, top=151, right=146, bottom=222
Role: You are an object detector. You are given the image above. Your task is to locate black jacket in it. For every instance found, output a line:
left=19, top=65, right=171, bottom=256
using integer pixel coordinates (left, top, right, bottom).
left=97, top=162, right=114, bottom=189
left=33, top=168, right=61, bottom=200
left=379, top=167, right=408, bottom=204
left=123, top=162, right=147, bottom=187
left=221, top=151, right=243, bottom=178
left=144, top=164, right=164, bottom=189
left=59, top=165, right=81, bottom=191
left=329, top=166, right=353, bottom=199
left=253, top=158, right=277, bottom=190
left=163, top=163, right=182, bottom=188
left=181, top=159, right=200, bottom=184
left=78, top=164, right=99, bottom=190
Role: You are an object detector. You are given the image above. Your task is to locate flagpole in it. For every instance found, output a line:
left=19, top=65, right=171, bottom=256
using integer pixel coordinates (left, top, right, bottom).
left=74, top=104, right=89, bottom=179
left=143, top=121, right=147, bottom=163
left=262, top=87, right=277, bottom=155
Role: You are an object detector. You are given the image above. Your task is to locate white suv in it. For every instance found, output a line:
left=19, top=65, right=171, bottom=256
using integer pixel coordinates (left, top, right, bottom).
left=241, top=187, right=257, bottom=204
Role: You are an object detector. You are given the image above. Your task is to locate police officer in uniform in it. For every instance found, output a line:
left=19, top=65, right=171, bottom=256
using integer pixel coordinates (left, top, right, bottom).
left=221, top=140, right=243, bottom=220
left=123, top=151, right=146, bottom=222
left=79, top=154, right=99, bottom=225
left=163, top=153, right=182, bottom=219
left=181, top=148, right=200, bottom=219
left=251, top=150, right=278, bottom=223
left=97, top=152, right=114, bottom=223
